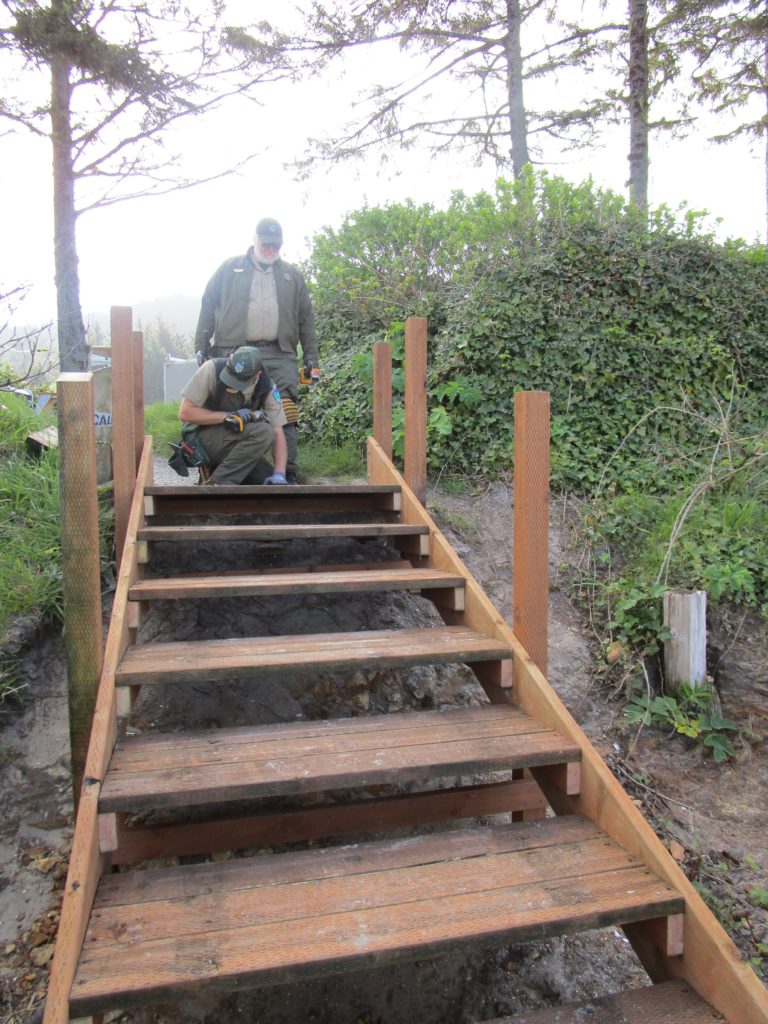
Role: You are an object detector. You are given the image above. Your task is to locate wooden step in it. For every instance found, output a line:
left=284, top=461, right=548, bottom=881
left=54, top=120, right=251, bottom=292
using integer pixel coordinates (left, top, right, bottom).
left=70, top=815, right=684, bottom=1016
left=115, top=625, right=512, bottom=686
left=137, top=522, right=429, bottom=543
left=143, top=483, right=402, bottom=518
left=99, top=704, right=580, bottom=812
left=485, top=979, right=722, bottom=1023
left=128, top=565, right=464, bottom=601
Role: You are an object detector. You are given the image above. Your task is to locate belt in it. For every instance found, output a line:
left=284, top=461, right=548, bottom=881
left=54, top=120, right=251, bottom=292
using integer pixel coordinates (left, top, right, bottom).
left=246, top=341, right=279, bottom=347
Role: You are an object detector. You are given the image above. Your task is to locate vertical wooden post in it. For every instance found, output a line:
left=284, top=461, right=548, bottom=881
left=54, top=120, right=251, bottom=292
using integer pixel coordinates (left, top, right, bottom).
left=132, top=330, right=144, bottom=472
left=373, top=341, right=393, bottom=459
left=404, top=317, right=427, bottom=504
left=664, top=589, right=707, bottom=694
left=512, top=391, right=550, bottom=676
left=58, top=373, right=103, bottom=806
left=111, top=307, right=136, bottom=567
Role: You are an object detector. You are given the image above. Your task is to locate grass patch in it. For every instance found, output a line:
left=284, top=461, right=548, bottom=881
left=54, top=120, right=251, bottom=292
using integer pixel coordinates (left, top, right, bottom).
left=0, top=393, right=114, bottom=705
left=429, top=502, right=477, bottom=538
left=298, top=439, right=365, bottom=481
left=144, top=401, right=182, bottom=454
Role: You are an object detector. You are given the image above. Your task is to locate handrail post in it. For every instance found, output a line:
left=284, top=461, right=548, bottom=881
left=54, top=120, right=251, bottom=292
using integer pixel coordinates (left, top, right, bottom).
left=512, top=391, right=550, bottom=675
left=404, top=317, right=427, bottom=503
left=111, top=306, right=136, bottom=565
left=132, top=329, right=145, bottom=472
left=57, top=372, right=103, bottom=806
left=373, top=341, right=393, bottom=459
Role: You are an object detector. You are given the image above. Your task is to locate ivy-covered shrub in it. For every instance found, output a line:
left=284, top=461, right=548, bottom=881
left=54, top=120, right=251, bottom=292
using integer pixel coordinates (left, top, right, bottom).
left=307, top=172, right=767, bottom=495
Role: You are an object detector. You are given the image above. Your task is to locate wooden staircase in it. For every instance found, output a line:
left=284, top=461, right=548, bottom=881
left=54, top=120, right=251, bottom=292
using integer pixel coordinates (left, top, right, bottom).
left=45, top=438, right=768, bottom=1024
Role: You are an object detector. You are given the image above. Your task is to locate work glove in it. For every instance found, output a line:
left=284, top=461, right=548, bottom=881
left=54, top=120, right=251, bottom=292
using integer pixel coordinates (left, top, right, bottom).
left=264, top=472, right=287, bottom=485
left=235, top=407, right=254, bottom=422
left=196, top=350, right=208, bottom=367
left=299, top=357, right=321, bottom=386
left=223, top=412, right=247, bottom=432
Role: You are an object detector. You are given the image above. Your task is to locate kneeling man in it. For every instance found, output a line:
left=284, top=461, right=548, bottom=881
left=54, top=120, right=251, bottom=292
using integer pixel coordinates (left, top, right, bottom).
left=179, top=347, right=288, bottom=485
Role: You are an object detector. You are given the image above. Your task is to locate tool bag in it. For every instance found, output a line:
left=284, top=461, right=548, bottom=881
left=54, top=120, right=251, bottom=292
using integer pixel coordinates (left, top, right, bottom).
left=167, top=427, right=209, bottom=478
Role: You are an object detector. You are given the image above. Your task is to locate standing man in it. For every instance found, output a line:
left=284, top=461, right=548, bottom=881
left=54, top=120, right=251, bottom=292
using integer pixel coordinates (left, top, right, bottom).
left=194, top=218, right=319, bottom=483
left=179, top=347, right=288, bottom=486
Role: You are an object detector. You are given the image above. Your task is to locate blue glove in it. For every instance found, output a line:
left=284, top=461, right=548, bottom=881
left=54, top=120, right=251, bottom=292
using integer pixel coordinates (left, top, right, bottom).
left=196, top=350, right=208, bottom=366
left=235, top=407, right=253, bottom=422
left=264, top=472, right=287, bottom=485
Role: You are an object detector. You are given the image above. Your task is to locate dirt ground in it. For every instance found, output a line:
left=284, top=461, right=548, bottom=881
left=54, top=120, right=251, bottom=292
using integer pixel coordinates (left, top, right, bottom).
left=0, top=472, right=765, bottom=1023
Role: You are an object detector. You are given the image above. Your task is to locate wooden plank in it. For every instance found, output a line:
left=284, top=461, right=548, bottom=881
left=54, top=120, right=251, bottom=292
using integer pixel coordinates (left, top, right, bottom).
left=110, top=778, right=549, bottom=865
left=27, top=424, right=59, bottom=451
left=483, top=979, right=723, bottom=1023
left=100, top=726, right=579, bottom=811
left=131, top=330, right=144, bottom=472
left=373, top=341, right=393, bottom=458
left=513, top=391, right=550, bottom=676
left=366, top=437, right=768, bottom=1024
left=143, top=485, right=400, bottom=497
left=127, top=566, right=464, bottom=601
left=107, top=712, right=555, bottom=772
left=115, top=703, right=524, bottom=751
left=404, top=317, right=428, bottom=503
left=136, top=523, right=429, bottom=543
left=71, top=823, right=681, bottom=1013
left=85, top=838, right=642, bottom=946
left=103, top=816, right=602, bottom=906
left=42, top=788, right=105, bottom=1024
left=115, top=626, right=511, bottom=685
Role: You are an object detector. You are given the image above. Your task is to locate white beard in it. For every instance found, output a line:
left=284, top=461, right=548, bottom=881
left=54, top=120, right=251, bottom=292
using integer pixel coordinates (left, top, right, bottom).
left=253, top=243, right=280, bottom=265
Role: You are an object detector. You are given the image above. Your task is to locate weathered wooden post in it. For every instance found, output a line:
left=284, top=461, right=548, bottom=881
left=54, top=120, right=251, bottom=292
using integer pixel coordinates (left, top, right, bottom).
left=58, top=373, right=103, bottom=806
left=404, top=317, right=427, bottom=503
left=664, top=589, right=707, bottom=694
left=132, top=329, right=145, bottom=472
left=373, top=341, right=393, bottom=459
left=111, top=307, right=136, bottom=566
left=512, top=391, right=550, bottom=676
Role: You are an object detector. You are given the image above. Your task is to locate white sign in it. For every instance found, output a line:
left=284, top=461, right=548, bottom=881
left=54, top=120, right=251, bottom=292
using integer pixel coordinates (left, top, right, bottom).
left=94, top=411, right=112, bottom=427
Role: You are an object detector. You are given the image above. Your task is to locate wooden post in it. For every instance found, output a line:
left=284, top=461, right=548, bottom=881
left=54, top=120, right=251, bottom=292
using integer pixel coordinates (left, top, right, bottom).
left=57, top=373, right=103, bottom=806
left=404, top=317, right=427, bottom=503
left=111, top=307, right=136, bottom=567
left=512, top=391, right=550, bottom=676
left=132, top=330, right=144, bottom=472
left=663, top=589, right=707, bottom=694
left=373, top=341, right=393, bottom=459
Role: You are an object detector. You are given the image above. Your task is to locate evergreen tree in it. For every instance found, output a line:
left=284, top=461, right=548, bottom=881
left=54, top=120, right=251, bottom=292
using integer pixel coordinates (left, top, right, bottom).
left=0, top=1, right=290, bottom=372
left=253, top=0, right=623, bottom=178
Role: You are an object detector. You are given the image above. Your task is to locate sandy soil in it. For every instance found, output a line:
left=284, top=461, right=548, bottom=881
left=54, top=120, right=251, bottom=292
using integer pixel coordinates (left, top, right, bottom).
left=0, top=470, right=765, bottom=1022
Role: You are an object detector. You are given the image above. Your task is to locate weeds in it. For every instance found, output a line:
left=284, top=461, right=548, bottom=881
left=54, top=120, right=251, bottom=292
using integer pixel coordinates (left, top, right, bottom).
left=144, top=401, right=182, bottom=454
left=297, top=439, right=365, bottom=481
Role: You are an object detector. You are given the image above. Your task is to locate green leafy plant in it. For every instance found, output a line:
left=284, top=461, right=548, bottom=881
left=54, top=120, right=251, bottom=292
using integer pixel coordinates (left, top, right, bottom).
left=625, top=684, right=740, bottom=761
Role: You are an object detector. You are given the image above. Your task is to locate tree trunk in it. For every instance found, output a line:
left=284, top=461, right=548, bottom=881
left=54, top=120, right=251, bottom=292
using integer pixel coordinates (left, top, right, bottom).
left=628, top=0, right=649, bottom=209
left=506, top=0, right=530, bottom=177
left=51, top=55, right=87, bottom=372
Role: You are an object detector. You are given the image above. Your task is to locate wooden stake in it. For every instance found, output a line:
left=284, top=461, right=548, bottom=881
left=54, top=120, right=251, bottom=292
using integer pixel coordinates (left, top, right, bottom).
left=663, top=589, right=707, bottom=694
left=111, top=307, right=136, bottom=566
left=513, top=391, right=550, bottom=676
left=373, top=341, right=393, bottom=458
left=57, top=373, right=103, bottom=807
left=404, top=317, right=427, bottom=503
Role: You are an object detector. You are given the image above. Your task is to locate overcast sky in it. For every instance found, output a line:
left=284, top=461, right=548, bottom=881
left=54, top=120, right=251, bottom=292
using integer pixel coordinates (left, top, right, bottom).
left=1, top=2, right=765, bottom=330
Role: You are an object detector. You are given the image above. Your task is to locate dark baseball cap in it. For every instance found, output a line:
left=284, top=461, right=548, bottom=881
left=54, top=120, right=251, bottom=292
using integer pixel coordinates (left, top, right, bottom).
left=220, top=347, right=263, bottom=389
left=255, top=218, right=283, bottom=245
